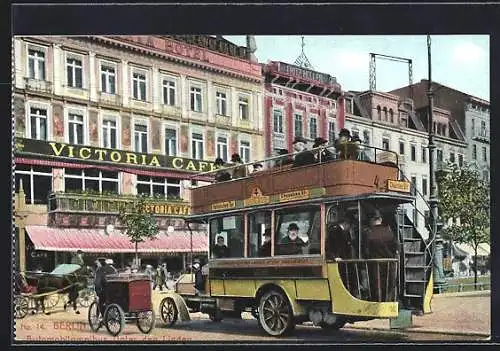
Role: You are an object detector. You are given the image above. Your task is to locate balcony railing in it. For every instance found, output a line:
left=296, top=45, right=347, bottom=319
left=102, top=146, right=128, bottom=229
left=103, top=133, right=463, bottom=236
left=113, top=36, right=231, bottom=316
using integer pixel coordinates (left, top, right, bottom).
left=99, top=91, right=122, bottom=106
left=472, top=129, right=489, bottom=143
left=24, top=78, right=52, bottom=94
left=48, top=191, right=187, bottom=215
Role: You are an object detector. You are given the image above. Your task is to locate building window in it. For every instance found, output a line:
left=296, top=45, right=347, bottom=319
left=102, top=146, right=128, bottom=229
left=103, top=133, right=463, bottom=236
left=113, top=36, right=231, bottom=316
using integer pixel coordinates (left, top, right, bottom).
left=273, top=110, right=283, bottom=133
left=190, top=86, right=203, bottom=112
left=482, top=170, right=489, bottom=182
left=132, top=72, right=147, bottom=101
left=15, top=165, right=52, bottom=205
left=422, top=146, right=427, bottom=163
left=328, top=121, right=335, bottom=143
left=437, top=123, right=442, bottom=135
left=64, top=168, right=119, bottom=194
left=458, top=154, right=463, bottom=167
left=363, top=130, right=370, bottom=145
left=449, top=152, right=455, bottom=164
left=164, top=128, right=177, bottom=156
left=239, top=140, right=251, bottom=164
left=383, top=107, right=388, bottom=121
left=389, top=108, right=394, bottom=123
left=399, top=141, right=405, bottom=155
left=216, top=136, right=229, bottom=162
left=216, top=91, right=227, bottom=116
left=239, top=96, right=249, bottom=120
left=443, top=124, right=447, bottom=136
left=482, top=146, right=487, bottom=162
left=66, top=57, right=83, bottom=88
left=28, top=49, right=45, bottom=80
left=68, top=113, right=84, bottom=145
left=309, top=117, right=318, bottom=139
left=102, top=117, right=118, bottom=149
left=410, top=144, right=416, bottom=161
left=411, top=176, right=417, bottom=196
left=422, top=177, right=428, bottom=196
left=294, top=114, right=303, bottom=138
left=437, top=149, right=443, bottom=162
left=134, top=122, right=148, bottom=152
left=382, top=138, right=390, bottom=151
left=191, top=132, right=204, bottom=159
left=377, top=105, right=381, bottom=120
left=480, top=121, right=486, bottom=136
left=100, top=64, right=116, bottom=94
left=162, top=78, right=176, bottom=106
left=472, top=144, right=477, bottom=160
left=471, top=119, right=475, bottom=135
left=29, top=107, right=47, bottom=140
left=136, top=176, right=181, bottom=198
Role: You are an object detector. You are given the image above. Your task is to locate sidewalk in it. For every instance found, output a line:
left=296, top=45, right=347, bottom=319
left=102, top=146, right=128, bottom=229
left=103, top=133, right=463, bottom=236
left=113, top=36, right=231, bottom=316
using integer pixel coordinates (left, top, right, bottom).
left=346, top=291, right=491, bottom=337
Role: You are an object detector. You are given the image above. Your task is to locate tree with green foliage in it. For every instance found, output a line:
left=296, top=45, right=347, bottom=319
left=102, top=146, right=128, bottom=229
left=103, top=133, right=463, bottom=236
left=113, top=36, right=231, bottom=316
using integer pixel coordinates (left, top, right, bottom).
left=437, top=162, right=490, bottom=289
left=118, top=194, right=159, bottom=269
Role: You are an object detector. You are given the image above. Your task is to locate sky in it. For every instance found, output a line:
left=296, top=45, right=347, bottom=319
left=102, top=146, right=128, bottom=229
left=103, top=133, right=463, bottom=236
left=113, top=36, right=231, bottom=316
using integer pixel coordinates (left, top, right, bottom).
left=225, top=35, right=489, bottom=101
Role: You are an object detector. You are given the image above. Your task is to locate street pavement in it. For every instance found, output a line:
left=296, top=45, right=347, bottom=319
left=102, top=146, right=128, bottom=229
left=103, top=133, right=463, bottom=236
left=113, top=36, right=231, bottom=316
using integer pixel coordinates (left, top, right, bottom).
left=13, top=290, right=490, bottom=342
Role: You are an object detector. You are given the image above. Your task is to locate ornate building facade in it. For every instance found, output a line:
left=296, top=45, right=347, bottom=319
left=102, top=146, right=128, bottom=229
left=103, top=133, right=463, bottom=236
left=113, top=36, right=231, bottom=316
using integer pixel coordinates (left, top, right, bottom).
left=13, top=35, right=264, bottom=272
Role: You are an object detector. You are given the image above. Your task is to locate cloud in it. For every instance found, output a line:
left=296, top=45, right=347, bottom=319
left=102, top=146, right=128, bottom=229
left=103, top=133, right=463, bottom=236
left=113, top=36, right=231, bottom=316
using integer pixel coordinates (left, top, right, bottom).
left=451, top=42, right=484, bottom=63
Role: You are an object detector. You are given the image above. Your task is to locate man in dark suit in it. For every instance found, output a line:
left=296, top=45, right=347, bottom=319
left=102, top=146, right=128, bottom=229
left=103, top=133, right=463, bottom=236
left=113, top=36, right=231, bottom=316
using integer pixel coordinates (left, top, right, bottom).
left=278, top=223, right=308, bottom=255
left=313, top=137, right=335, bottom=163
left=362, top=210, right=400, bottom=301
left=212, top=235, right=230, bottom=258
left=292, top=137, right=316, bottom=167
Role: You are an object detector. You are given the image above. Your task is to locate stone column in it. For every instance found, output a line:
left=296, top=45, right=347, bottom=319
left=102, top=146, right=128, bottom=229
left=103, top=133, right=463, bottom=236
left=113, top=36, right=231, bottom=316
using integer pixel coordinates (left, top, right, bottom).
left=14, top=38, right=23, bottom=88
left=52, top=168, right=65, bottom=192
left=180, top=74, right=188, bottom=117
left=53, top=44, right=63, bottom=95
left=206, top=80, right=213, bottom=123
left=121, top=60, right=129, bottom=106
left=17, top=181, right=27, bottom=272
left=152, top=65, right=160, bottom=112
left=89, top=52, right=97, bottom=101
left=231, top=86, right=238, bottom=126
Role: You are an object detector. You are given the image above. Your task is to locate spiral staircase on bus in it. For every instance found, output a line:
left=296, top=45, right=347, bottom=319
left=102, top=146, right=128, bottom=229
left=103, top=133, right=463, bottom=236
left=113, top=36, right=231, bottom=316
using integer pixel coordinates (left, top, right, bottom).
left=396, top=168, right=435, bottom=315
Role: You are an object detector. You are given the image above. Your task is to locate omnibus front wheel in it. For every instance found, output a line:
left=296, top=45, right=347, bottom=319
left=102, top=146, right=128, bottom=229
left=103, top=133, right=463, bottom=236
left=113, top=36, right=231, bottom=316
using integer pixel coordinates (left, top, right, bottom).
left=258, top=289, right=295, bottom=337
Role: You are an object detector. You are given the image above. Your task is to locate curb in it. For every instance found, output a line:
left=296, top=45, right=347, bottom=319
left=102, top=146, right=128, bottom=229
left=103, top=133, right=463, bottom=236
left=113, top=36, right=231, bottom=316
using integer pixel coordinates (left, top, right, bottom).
left=433, top=290, right=490, bottom=298
left=345, top=325, right=490, bottom=337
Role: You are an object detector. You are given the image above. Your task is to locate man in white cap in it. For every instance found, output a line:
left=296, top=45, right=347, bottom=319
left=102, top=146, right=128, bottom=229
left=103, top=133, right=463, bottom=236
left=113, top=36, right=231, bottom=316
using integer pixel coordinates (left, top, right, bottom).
left=105, top=258, right=118, bottom=274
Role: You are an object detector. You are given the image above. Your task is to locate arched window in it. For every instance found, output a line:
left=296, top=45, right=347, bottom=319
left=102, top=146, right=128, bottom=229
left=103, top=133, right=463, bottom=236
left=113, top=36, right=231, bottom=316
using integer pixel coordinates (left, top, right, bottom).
left=383, top=107, right=388, bottom=121
left=389, top=108, right=394, bottom=123
left=376, top=105, right=381, bottom=120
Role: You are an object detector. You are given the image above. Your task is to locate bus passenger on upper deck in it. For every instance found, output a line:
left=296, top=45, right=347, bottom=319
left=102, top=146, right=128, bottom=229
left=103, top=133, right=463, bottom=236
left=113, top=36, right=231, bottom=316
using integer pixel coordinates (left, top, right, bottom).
left=292, top=137, right=316, bottom=168
left=251, top=162, right=263, bottom=174
left=231, top=153, right=247, bottom=179
left=274, top=149, right=293, bottom=168
left=313, top=137, right=335, bottom=163
left=352, top=135, right=371, bottom=161
left=335, top=129, right=352, bottom=159
left=212, top=235, right=230, bottom=258
left=214, top=158, right=231, bottom=182
left=258, top=228, right=272, bottom=257
left=278, top=223, right=308, bottom=255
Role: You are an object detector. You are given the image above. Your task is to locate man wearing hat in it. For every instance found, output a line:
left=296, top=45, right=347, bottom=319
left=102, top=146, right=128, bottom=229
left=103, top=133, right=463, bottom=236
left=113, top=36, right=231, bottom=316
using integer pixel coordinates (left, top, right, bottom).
left=292, top=136, right=316, bottom=167
left=251, top=162, right=263, bottom=174
left=351, top=135, right=371, bottom=161
left=313, top=137, right=335, bottom=163
left=94, top=257, right=117, bottom=319
left=278, top=223, right=308, bottom=255
left=212, top=235, right=230, bottom=258
left=258, top=228, right=272, bottom=257
left=335, top=128, right=352, bottom=159
left=230, top=153, right=247, bottom=179
left=273, top=149, right=293, bottom=168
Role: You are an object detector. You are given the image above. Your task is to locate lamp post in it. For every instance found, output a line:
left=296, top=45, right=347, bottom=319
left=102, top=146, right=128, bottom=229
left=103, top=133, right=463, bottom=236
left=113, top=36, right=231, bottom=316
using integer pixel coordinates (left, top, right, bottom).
left=427, top=35, right=446, bottom=290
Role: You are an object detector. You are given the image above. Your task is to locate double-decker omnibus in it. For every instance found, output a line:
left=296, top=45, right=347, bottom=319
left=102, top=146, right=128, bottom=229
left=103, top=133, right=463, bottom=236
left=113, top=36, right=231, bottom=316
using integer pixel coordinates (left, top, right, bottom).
left=162, top=142, right=434, bottom=337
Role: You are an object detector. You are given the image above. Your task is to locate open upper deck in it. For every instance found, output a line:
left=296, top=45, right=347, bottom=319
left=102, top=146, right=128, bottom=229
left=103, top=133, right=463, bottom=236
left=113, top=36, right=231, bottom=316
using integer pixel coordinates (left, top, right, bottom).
left=189, top=144, right=409, bottom=215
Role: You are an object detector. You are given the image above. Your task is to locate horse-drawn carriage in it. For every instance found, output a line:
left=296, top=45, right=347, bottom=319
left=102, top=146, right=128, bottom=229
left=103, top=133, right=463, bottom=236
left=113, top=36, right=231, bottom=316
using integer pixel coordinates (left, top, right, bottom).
left=88, top=273, right=156, bottom=337
left=14, top=264, right=90, bottom=319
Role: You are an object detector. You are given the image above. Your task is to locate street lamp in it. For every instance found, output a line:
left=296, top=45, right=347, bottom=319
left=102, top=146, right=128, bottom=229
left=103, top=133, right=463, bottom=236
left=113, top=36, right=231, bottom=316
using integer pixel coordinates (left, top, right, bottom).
left=427, top=34, right=446, bottom=290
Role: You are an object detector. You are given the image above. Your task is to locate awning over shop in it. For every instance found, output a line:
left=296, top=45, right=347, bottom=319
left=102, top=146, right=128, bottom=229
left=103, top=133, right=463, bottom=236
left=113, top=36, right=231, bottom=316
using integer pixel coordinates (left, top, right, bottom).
left=453, top=242, right=490, bottom=257
left=25, top=225, right=208, bottom=253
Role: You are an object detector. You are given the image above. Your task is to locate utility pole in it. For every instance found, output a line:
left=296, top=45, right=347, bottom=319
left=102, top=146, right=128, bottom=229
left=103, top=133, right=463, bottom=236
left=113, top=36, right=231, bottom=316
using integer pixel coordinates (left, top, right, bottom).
left=427, top=34, right=446, bottom=290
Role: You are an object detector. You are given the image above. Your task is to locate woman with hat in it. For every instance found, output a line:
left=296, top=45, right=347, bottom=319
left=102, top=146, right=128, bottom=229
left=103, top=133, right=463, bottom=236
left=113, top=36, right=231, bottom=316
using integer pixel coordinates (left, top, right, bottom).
left=230, top=153, right=247, bottom=179
left=335, top=128, right=352, bottom=159
left=313, top=137, right=335, bottom=163
left=214, top=157, right=231, bottom=182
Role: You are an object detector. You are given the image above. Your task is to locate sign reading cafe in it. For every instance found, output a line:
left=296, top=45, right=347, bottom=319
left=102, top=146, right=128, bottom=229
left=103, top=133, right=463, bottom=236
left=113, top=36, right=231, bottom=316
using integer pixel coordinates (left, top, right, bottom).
left=14, top=138, right=217, bottom=173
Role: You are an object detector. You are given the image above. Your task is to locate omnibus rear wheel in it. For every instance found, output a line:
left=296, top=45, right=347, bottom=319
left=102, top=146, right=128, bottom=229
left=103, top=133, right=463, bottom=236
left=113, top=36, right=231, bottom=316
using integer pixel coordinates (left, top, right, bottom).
left=159, top=297, right=178, bottom=327
left=258, top=289, right=295, bottom=337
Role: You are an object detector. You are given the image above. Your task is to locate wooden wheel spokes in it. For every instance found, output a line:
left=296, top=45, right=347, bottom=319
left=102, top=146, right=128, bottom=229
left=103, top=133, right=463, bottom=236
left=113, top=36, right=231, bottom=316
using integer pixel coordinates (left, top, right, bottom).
left=258, top=290, right=295, bottom=336
left=159, top=297, right=178, bottom=327
left=14, top=296, right=29, bottom=319
left=87, top=301, right=101, bottom=332
left=136, top=310, right=155, bottom=334
left=104, top=304, right=125, bottom=337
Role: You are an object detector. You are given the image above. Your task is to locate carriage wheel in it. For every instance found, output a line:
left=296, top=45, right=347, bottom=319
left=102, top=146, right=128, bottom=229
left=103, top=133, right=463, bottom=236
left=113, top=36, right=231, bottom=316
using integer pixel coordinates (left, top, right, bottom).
left=88, top=301, right=102, bottom=332
left=14, top=296, right=29, bottom=319
left=104, top=303, right=125, bottom=337
left=136, top=310, right=156, bottom=334
left=78, top=289, right=96, bottom=308
left=258, top=289, right=295, bottom=337
left=159, top=297, right=178, bottom=327
left=44, top=294, right=60, bottom=310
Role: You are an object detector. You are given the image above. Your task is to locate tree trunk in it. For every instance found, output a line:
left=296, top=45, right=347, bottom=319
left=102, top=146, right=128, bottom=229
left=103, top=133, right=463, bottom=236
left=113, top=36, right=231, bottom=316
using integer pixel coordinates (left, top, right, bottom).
left=474, top=246, right=478, bottom=290
left=135, top=241, right=139, bottom=269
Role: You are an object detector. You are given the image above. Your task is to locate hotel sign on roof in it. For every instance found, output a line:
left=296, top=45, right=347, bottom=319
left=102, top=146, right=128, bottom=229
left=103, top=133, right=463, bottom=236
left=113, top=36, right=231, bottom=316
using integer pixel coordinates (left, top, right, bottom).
left=269, top=61, right=341, bottom=91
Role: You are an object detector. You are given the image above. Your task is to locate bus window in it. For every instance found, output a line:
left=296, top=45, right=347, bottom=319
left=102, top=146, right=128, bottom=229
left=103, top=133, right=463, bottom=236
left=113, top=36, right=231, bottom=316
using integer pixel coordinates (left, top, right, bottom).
left=325, top=201, right=360, bottom=259
left=248, top=211, right=272, bottom=257
left=209, top=215, right=244, bottom=259
left=275, top=206, right=320, bottom=256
